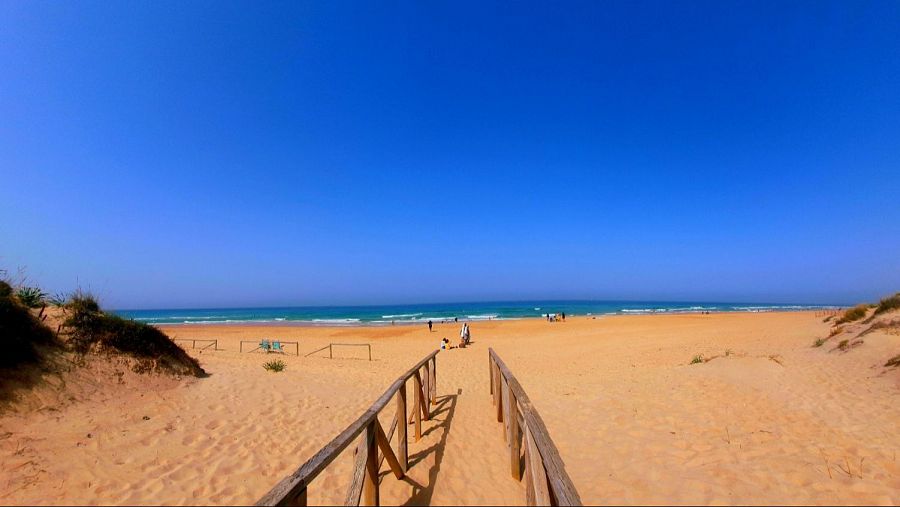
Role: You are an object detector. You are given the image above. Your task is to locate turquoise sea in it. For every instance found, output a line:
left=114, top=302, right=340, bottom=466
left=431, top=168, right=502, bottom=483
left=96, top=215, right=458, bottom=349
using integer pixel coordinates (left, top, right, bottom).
left=113, top=300, right=840, bottom=326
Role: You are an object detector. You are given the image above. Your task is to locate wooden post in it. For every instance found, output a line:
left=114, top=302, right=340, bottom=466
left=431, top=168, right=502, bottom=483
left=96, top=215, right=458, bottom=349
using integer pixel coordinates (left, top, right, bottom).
left=413, top=371, right=423, bottom=441
left=397, top=382, right=408, bottom=473
left=524, top=426, right=550, bottom=506
left=285, top=487, right=308, bottom=507
left=422, top=363, right=430, bottom=415
left=501, top=376, right=510, bottom=442
left=508, top=385, right=521, bottom=480
left=491, top=360, right=498, bottom=406
left=329, top=344, right=333, bottom=359
left=362, top=421, right=379, bottom=506
left=495, top=364, right=504, bottom=423
left=430, top=357, right=437, bottom=405
left=489, top=355, right=494, bottom=396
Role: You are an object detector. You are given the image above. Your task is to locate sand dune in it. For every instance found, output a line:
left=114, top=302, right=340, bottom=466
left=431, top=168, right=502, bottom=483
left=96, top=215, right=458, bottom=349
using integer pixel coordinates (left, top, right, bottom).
left=1, top=312, right=898, bottom=505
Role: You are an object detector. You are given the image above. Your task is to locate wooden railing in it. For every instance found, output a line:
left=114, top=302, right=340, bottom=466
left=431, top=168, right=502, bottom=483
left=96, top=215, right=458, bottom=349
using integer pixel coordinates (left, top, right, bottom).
left=489, top=348, right=582, bottom=506
left=257, top=350, right=439, bottom=506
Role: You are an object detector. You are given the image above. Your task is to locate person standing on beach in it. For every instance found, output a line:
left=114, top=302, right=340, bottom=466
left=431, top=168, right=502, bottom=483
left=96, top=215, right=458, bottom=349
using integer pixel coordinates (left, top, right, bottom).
left=561, top=311, right=566, bottom=322
left=428, top=320, right=433, bottom=332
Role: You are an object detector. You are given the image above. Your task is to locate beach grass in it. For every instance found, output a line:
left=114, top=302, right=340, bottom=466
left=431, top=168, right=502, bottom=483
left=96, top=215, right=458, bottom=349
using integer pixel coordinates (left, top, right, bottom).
left=63, top=293, right=205, bottom=377
left=837, top=304, right=868, bottom=324
left=263, top=360, right=286, bottom=372
left=874, top=292, right=900, bottom=316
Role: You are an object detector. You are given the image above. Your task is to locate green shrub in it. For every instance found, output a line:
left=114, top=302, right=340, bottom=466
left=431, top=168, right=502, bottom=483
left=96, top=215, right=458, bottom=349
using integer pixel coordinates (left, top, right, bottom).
left=63, top=294, right=205, bottom=377
left=263, top=360, right=285, bottom=372
left=874, top=293, right=900, bottom=316
left=15, top=287, right=47, bottom=308
left=48, top=292, right=69, bottom=307
left=837, top=304, right=868, bottom=324
left=813, top=338, right=825, bottom=348
left=690, top=354, right=704, bottom=365
left=0, top=281, right=58, bottom=370
left=837, top=339, right=849, bottom=351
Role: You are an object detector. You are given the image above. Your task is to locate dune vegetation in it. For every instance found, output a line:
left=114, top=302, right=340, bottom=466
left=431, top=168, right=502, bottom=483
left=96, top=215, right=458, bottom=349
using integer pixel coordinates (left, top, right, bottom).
left=836, top=304, right=869, bottom=324
left=0, top=276, right=204, bottom=406
left=61, top=292, right=205, bottom=377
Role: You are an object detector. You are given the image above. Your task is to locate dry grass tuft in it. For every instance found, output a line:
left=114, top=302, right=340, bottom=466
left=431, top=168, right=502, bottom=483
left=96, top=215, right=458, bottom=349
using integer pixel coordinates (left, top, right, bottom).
left=837, top=304, right=869, bottom=324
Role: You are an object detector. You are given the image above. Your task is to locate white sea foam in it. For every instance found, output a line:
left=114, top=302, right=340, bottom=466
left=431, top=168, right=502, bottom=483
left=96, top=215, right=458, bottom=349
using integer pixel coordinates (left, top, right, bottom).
left=467, top=314, right=499, bottom=320
left=381, top=313, right=423, bottom=319
left=311, top=318, right=361, bottom=323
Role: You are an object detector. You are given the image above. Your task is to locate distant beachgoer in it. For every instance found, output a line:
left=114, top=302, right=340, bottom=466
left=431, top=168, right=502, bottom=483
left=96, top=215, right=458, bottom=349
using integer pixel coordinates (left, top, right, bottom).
left=441, top=337, right=449, bottom=350
left=428, top=320, right=433, bottom=332
left=460, top=323, right=467, bottom=342
left=454, top=317, right=458, bottom=323
left=561, top=312, right=566, bottom=322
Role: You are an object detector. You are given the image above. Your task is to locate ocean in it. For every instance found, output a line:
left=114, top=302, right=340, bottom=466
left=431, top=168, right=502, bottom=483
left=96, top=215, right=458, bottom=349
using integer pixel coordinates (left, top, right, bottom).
left=112, top=300, right=839, bottom=326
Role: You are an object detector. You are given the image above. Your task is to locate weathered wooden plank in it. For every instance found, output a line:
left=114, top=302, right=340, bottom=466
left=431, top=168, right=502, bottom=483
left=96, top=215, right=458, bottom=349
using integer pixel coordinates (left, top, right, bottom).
left=501, top=376, right=511, bottom=442
left=257, top=350, right=439, bottom=506
left=414, top=370, right=429, bottom=422
left=362, top=422, right=379, bottom=506
left=508, top=382, right=521, bottom=480
left=495, top=363, right=504, bottom=423
left=344, top=434, right=369, bottom=506
left=524, top=430, right=535, bottom=506
left=374, top=419, right=404, bottom=480
left=488, top=349, right=582, bottom=506
left=429, top=357, right=437, bottom=405
left=413, top=371, right=423, bottom=441
left=525, top=425, right=551, bottom=506
left=396, top=383, right=408, bottom=474
left=377, top=413, right=398, bottom=472
left=489, top=356, right=494, bottom=396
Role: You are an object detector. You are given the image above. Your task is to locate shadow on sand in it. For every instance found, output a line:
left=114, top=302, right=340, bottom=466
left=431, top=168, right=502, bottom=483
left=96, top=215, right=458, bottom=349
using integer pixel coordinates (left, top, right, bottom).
left=374, top=390, right=459, bottom=506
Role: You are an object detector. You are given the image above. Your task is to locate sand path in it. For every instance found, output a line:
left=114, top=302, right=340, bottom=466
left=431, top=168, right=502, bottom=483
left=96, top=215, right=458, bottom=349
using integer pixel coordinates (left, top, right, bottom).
left=379, top=341, right=526, bottom=506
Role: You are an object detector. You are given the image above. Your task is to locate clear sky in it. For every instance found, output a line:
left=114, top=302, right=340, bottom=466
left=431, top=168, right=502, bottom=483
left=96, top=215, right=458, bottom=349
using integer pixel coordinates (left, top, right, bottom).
left=1, top=1, right=899, bottom=309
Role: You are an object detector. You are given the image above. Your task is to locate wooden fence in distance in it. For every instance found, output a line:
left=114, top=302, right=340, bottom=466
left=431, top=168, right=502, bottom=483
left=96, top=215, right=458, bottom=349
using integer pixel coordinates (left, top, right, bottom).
left=305, top=343, right=373, bottom=361
left=173, top=338, right=218, bottom=350
left=489, top=348, right=582, bottom=506
left=257, top=350, right=438, bottom=506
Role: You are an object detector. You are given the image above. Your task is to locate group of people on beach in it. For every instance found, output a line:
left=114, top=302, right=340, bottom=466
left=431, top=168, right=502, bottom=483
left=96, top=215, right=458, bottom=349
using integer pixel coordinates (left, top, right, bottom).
left=546, top=311, right=566, bottom=322
left=441, top=322, right=471, bottom=350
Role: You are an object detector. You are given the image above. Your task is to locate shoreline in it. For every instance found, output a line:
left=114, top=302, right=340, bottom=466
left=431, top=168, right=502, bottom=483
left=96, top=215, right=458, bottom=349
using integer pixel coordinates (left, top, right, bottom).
left=153, top=309, right=830, bottom=328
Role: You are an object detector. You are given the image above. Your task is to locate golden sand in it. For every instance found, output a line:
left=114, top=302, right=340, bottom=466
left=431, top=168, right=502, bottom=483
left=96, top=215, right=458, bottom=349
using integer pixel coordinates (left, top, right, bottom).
left=1, top=312, right=898, bottom=505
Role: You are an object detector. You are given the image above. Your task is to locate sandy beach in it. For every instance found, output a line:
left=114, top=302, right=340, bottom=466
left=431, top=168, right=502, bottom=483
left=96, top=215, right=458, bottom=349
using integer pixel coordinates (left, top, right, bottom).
left=1, top=311, right=899, bottom=505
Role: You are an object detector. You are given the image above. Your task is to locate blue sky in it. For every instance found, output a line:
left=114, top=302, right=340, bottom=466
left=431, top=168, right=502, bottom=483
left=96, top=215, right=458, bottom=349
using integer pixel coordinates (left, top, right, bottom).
left=1, top=1, right=899, bottom=309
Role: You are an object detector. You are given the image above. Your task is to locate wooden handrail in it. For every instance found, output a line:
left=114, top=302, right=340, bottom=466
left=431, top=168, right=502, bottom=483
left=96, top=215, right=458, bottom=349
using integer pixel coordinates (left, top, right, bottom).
left=257, top=349, right=440, bottom=506
left=489, top=348, right=582, bottom=506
